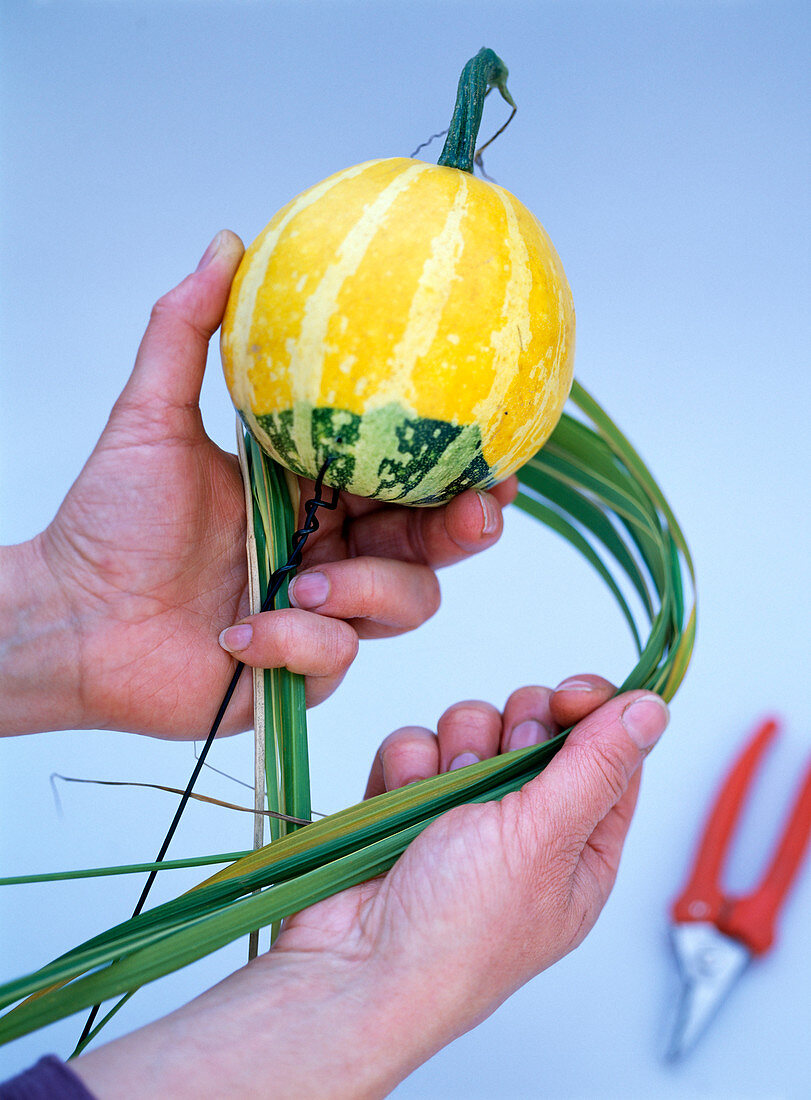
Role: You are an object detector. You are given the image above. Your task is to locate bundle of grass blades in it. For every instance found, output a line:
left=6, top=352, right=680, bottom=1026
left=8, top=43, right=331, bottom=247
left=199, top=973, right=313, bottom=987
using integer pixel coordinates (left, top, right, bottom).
left=0, top=381, right=695, bottom=1047
left=0, top=50, right=695, bottom=1049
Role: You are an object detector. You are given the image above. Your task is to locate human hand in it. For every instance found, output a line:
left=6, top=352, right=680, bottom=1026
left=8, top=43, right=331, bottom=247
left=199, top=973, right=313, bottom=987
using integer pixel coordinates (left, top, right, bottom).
left=274, top=676, right=669, bottom=1031
left=1, top=232, right=515, bottom=738
left=74, top=676, right=668, bottom=1099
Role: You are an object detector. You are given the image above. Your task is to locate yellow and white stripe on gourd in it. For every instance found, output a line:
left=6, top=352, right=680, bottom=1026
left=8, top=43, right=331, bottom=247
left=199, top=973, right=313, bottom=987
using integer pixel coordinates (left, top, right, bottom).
left=221, top=156, right=574, bottom=505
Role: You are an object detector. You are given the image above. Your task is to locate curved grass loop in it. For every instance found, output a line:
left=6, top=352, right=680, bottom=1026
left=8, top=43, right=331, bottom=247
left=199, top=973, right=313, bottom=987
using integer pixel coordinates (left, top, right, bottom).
left=0, top=380, right=695, bottom=1048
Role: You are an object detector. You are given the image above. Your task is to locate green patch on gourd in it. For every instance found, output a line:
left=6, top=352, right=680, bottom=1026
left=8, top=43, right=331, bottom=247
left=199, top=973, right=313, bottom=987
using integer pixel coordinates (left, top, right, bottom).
left=252, top=402, right=494, bottom=504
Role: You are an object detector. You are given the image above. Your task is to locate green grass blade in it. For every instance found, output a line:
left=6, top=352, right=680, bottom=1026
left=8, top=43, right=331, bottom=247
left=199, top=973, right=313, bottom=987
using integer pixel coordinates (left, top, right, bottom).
left=247, top=435, right=310, bottom=832
left=525, top=425, right=669, bottom=594
left=0, top=853, right=251, bottom=886
left=515, top=467, right=654, bottom=619
left=571, top=381, right=694, bottom=573
left=515, top=491, right=643, bottom=651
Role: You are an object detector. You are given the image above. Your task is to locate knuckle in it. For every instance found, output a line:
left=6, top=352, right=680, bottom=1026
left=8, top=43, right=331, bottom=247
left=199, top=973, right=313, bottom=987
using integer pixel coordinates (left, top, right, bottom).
left=349, top=559, right=440, bottom=629
left=263, top=610, right=358, bottom=676
left=334, top=558, right=384, bottom=619
left=579, top=739, right=632, bottom=804
left=322, top=619, right=359, bottom=673
left=261, top=610, right=297, bottom=665
left=377, top=729, right=407, bottom=757
left=149, top=288, right=209, bottom=346
left=394, top=566, right=440, bottom=628
left=505, top=684, right=551, bottom=713
left=148, top=293, right=188, bottom=337
left=149, top=294, right=174, bottom=326
left=580, top=835, right=621, bottom=898
left=438, top=700, right=500, bottom=738
left=421, top=571, right=441, bottom=620
left=262, top=610, right=305, bottom=664
left=360, top=559, right=382, bottom=616
left=382, top=725, right=434, bottom=746
left=380, top=729, right=438, bottom=783
left=405, top=510, right=432, bottom=565
left=381, top=738, right=419, bottom=773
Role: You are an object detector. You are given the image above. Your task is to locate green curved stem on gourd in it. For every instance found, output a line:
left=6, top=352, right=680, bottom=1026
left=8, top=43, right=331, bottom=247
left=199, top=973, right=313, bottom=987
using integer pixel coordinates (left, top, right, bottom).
left=437, top=48, right=515, bottom=173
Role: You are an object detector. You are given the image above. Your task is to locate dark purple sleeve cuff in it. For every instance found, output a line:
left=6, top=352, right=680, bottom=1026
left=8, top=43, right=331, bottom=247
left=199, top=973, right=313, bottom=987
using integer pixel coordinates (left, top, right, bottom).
left=0, top=1055, right=97, bottom=1099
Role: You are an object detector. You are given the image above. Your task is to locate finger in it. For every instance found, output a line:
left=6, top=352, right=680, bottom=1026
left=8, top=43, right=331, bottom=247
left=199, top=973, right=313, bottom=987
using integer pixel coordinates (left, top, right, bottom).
left=436, top=700, right=503, bottom=772
left=488, top=474, right=519, bottom=508
left=365, top=726, right=440, bottom=798
left=218, top=607, right=359, bottom=707
left=346, top=487, right=510, bottom=569
left=523, top=691, right=669, bottom=843
left=118, top=230, right=245, bottom=417
left=500, top=686, right=558, bottom=752
left=549, top=674, right=616, bottom=729
left=288, top=557, right=440, bottom=639
left=337, top=473, right=519, bottom=521
left=569, top=770, right=643, bottom=932
left=577, top=768, right=643, bottom=896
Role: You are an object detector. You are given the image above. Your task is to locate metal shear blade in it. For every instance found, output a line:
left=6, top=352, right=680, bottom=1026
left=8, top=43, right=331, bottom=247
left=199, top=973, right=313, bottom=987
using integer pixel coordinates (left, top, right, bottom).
left=666, top=717, right=811, bottom=1060
left=667, top=922, right=750, bottom=1061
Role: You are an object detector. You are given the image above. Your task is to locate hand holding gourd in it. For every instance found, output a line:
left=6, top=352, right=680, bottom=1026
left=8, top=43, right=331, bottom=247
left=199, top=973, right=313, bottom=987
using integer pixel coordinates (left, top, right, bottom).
left=0, top=234, right=515, bottom=739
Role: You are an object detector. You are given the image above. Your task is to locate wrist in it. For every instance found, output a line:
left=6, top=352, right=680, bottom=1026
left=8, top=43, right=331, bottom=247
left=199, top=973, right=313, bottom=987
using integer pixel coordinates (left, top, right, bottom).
left=73, top=947, right=458, bottom=1099
left=0, top=535, right=84, bottom=735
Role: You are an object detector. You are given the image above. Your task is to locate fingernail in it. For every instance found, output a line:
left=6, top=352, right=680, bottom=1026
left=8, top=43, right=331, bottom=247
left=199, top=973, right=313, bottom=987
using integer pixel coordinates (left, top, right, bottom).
left=506, top=719, right=547, bottom=751
left=477, top=492, right=499, bottom=536
left=554, top=677, right=595, bottom=693
left=196, top=231, right=225, bottom=271
left=288, top=571, right=329, bottom=609
left=218, top=623, right=253, bottom=652
left=622, top=694, right=669, bottom=750
left=450, top=751, right=480, bottom=771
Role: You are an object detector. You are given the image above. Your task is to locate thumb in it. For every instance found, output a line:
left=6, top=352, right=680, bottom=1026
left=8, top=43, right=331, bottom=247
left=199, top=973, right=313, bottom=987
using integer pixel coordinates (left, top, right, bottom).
left=524, top=690, right=669, bottom=840
left=119, top=230, right=245, bottom=415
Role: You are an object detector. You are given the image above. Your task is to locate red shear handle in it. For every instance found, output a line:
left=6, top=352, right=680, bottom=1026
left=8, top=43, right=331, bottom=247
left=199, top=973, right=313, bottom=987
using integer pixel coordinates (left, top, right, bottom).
left=671, top=719, right=779, bottom=925
left=720, top=757, right=811, bottom=955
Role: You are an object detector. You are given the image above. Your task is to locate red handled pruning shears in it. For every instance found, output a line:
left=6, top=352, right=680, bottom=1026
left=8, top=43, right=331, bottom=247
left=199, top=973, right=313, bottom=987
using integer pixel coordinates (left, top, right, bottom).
left=667, top=717, right=811, bottom=1060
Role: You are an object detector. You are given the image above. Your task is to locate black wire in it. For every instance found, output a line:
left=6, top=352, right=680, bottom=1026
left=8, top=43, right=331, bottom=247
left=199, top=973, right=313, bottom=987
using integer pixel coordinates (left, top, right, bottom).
left=77, top=458, right=339, bottom=1047
left=409, top=128, right=448, bottom=158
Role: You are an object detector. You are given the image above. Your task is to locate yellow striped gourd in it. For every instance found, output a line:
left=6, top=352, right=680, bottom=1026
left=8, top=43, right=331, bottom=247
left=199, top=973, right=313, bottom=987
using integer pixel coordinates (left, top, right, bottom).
left=221, top=50, right=574, bottom=505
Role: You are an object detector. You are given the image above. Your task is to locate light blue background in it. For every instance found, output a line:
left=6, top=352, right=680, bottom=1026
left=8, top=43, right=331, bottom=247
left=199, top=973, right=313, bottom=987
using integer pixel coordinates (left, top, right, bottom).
left=1, top=1, right=809, bottom=1095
